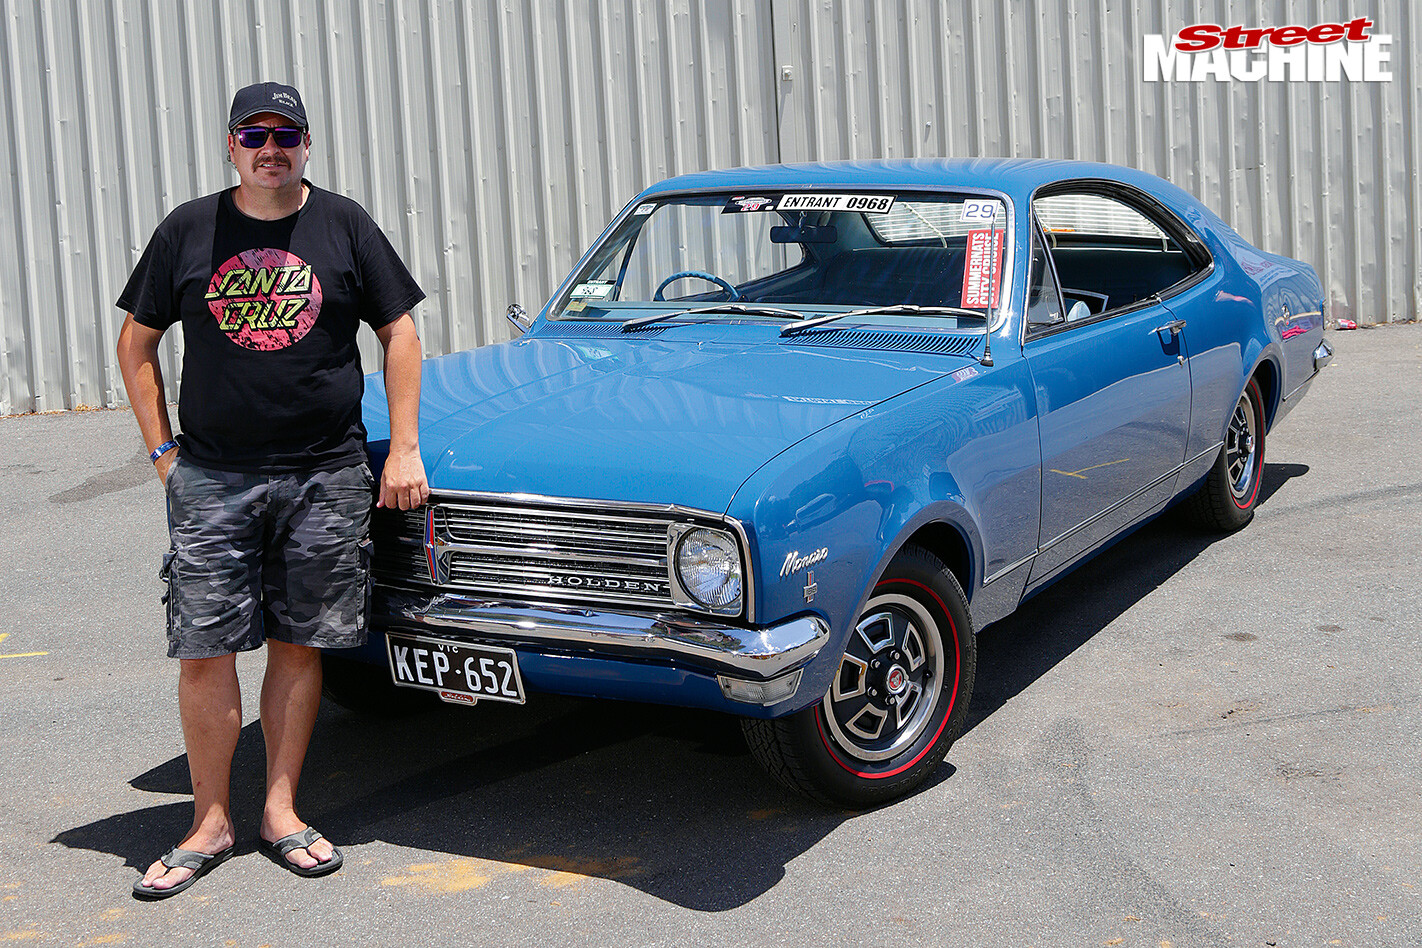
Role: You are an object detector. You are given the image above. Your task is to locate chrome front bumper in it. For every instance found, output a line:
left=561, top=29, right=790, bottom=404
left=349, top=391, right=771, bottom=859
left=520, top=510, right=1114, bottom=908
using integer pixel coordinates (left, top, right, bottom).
left=373, top=587, right=830, bottom=680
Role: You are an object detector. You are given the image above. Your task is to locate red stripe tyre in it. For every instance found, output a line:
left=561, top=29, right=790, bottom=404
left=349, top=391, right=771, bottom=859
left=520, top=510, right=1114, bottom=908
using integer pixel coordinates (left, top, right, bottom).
left=1185, top=376, right=1266, bottom=532
left=741, top=544, right=976, bottom=808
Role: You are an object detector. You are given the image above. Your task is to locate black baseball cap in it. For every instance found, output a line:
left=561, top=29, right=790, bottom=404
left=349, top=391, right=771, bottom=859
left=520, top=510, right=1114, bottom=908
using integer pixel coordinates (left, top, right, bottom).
left=228, top=82, right=308, bottom=130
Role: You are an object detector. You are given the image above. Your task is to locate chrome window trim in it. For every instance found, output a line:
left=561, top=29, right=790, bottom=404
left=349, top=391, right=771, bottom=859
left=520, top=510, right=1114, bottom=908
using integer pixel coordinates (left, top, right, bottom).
left=1022, top=178, right=1217, bottom=345
left=1022, top=212, right=1069, bottom=341
left=549, top=184, right=1017, bottom=334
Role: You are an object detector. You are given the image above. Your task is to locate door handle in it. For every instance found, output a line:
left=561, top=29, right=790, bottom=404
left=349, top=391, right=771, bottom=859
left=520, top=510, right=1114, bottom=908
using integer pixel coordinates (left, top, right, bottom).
left=1154, top=318, right=1187, bottom=335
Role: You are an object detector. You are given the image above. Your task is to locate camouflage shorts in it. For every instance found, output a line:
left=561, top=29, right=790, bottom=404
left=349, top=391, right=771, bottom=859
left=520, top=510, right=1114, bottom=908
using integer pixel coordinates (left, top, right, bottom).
left=161, top=456, right=374, bottom=659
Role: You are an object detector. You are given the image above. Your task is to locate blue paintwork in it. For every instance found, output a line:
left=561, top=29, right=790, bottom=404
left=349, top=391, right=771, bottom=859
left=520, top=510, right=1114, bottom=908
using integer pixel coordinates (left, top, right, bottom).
left=368, top=331, right=958, bottom=514
left=355, top=158, right=1325, bottom=719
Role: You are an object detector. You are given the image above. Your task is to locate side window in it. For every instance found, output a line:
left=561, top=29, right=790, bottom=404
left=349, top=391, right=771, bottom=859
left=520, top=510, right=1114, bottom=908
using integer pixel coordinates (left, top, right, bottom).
left=1026, top=220, right=1064, bottom=331
left=1033, top=191, right=1208, bottom=319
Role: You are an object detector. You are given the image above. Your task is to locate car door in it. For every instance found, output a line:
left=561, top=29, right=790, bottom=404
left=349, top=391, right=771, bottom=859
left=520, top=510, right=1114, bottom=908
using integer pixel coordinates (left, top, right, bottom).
left=1022, top=187, right=1210, bottom=590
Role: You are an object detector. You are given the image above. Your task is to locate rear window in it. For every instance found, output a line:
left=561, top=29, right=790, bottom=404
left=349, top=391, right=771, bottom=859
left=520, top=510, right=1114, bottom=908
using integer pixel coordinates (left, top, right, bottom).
left=1035, top=194, right=1166, bottom=240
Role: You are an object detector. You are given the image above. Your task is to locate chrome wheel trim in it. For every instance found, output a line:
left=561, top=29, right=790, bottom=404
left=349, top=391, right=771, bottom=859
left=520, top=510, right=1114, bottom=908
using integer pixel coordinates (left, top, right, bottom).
left=1225, top=390, right=1259, bottom=500
left=821, top=592, right=946, bottom=763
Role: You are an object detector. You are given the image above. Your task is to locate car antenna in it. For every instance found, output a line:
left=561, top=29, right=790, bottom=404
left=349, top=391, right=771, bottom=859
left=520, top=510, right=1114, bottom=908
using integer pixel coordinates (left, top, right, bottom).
left=979, top=225, right=999, bottom=367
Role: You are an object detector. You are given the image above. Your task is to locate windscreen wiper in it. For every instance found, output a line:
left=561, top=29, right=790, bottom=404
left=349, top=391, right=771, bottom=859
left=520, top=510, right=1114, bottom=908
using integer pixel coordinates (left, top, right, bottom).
left=622, top=303, right=804, bottom=331
left=779, top=304, right=987, bottom=337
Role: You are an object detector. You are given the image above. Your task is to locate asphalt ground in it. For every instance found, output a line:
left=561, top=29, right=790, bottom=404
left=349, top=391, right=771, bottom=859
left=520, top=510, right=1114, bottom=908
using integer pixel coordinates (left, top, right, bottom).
left=0, top=325, right=1418, bottom=948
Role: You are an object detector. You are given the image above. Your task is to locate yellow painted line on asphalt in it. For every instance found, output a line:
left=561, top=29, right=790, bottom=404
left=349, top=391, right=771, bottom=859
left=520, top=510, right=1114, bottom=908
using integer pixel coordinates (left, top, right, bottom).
left=0, top=631, right=48, bottom=658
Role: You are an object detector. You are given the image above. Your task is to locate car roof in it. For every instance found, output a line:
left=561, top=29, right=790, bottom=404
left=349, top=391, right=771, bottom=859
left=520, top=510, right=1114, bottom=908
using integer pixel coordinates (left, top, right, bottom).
left=639, top=158, right=1200, bottom=210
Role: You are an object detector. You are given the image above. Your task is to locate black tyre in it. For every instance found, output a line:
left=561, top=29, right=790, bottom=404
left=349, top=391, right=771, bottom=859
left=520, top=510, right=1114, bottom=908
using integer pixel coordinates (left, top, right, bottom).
left=321, top=652, right=435, bottom=717
left=742, top=545, right=976, bottom=807
left=1186, top=376, right=1266, bottom=532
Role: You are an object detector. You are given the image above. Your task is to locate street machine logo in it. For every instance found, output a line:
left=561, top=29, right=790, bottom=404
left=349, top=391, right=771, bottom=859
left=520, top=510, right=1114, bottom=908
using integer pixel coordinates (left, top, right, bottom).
left=1144, top=17, right=1392, bottom=82
left=204, top=249, right=323, bottom=350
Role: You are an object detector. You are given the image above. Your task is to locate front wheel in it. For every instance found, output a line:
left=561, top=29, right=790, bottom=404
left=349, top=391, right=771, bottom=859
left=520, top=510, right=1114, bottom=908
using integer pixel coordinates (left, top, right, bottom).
left=1185, top=376, right=1266, bottom=532
left=742, top=545, right=976, bottom=807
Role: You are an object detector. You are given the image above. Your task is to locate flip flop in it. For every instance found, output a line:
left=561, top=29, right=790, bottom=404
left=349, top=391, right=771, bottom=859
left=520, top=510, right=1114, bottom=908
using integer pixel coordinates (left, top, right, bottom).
left=132, top=844, right=236, bottom=900
left=257, top=827, right=344, bottom=877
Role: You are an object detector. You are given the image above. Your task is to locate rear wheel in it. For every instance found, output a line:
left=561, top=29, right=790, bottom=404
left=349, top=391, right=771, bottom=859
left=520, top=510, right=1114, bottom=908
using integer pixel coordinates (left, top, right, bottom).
left=742, top=545, right=976, bottom=807
left=1186, top=376, right=1266, bottom=532
left=321, top=652, right=435, bottom=717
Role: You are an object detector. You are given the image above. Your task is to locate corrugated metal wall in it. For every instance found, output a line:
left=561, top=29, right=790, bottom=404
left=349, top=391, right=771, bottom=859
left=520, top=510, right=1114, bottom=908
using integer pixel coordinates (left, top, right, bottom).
left=1, top=0, right=1416, bottom=414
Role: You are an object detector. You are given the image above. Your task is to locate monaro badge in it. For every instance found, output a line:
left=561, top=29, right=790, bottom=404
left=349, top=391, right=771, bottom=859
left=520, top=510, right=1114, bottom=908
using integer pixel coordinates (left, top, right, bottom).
left=424, top=507, right=453, bottom=585
left=781, top=547, right=829, bottom=577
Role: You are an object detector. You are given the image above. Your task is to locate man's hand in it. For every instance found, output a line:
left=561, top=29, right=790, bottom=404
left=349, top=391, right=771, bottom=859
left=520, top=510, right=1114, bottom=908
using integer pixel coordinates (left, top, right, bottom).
left=116, top=314, right=179, bottom=486
left=375, top=313, right=428, bottom=510
left=377, top=446, right=429, bottom=510
left=155, top=448, right=178, bottom=486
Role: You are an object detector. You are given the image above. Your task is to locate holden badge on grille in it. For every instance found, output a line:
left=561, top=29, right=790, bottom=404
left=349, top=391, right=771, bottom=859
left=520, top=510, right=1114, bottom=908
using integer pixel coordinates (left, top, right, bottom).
left=423, top=506, right=453, bottom=585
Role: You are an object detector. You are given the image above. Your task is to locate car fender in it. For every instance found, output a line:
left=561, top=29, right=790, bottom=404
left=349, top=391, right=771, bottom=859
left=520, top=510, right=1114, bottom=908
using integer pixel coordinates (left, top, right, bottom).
left=727, top=364, right=1039, bottom=714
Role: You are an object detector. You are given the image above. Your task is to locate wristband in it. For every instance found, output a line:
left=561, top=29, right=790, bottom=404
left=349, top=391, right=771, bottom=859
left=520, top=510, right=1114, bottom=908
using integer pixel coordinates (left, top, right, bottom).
left=150, top=439, right=179, bottom=463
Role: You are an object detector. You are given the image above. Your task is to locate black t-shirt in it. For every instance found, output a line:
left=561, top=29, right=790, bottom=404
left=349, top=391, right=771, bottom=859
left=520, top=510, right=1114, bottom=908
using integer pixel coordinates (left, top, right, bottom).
left=116, top=183, right=424, bottom=473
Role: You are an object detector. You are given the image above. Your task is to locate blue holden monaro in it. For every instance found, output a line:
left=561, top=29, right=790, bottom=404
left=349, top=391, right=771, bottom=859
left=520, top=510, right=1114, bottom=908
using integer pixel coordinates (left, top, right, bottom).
left=329, top=159, right=1330, bottom=806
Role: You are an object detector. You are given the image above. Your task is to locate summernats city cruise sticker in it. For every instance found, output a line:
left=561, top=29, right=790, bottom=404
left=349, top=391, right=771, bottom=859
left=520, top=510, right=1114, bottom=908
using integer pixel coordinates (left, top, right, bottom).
left=960, top=229, right=1004, bottom=308
left=204, top=249, right=323, bottom=351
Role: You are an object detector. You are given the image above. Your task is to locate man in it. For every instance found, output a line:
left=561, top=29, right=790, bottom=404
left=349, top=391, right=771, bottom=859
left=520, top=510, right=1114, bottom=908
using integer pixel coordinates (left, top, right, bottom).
left=117, top=81, right=428, bottom=899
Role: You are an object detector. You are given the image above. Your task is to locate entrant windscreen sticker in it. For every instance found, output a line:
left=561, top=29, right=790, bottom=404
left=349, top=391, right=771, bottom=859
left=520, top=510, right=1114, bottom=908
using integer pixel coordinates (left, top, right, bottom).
left=633, top=203, right=657, bottom=215
left=778, top=193, right=896, bottom=214
left=960, top=229, right=1004, bottom=308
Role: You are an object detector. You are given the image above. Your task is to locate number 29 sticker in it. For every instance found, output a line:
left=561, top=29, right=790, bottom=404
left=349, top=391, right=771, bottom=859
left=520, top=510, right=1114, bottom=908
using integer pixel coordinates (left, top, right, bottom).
left=960, top=199, right=999, bottom=222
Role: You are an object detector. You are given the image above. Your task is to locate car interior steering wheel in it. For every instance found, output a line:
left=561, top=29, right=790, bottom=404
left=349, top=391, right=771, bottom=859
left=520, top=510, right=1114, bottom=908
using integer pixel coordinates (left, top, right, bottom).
left=652, top=270, right=742, bottom=302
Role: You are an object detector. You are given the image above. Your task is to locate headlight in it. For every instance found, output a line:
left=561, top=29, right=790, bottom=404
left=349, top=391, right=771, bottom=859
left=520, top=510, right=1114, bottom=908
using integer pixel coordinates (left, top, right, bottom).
left=674, top=528, right=743, bottom=610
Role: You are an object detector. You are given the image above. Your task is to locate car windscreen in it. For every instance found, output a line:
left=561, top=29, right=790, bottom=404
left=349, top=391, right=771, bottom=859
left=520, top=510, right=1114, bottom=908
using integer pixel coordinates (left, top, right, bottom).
left=551, top=191, right=1009, bottom=323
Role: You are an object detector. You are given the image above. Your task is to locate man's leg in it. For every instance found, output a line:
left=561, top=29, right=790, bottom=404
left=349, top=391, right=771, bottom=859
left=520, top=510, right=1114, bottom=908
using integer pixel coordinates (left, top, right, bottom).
left=259, top=639, right=335, bottom=869
left=257, top=464, right=372, bottom=869
left=139, top=654, right=241, bottom=891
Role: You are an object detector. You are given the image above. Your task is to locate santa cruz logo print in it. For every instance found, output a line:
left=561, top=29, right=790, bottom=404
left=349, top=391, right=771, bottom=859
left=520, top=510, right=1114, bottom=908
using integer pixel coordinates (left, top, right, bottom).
left=204, top=249, right=322, bottom=350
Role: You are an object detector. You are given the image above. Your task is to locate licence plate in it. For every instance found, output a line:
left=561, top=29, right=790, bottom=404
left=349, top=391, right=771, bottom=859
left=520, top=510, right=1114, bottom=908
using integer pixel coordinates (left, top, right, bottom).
left=385, top=631, right=526, bottom=706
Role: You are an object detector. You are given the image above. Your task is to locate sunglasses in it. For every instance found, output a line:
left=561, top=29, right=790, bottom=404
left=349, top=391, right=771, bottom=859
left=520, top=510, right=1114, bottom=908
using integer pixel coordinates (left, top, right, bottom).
left=232, top=125, right=305, bottom=149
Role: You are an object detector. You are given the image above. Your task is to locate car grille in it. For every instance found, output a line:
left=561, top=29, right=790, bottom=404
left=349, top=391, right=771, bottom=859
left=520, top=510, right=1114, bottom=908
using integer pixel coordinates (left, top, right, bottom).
left=371, top=497, right=684, bottom=612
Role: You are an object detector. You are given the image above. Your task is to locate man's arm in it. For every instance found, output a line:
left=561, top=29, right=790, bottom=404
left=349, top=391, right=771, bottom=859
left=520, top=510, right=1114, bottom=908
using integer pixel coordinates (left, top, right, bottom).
left=375, top=313, right=429, bottom=510
left=116, top=314, right=178, bottom=483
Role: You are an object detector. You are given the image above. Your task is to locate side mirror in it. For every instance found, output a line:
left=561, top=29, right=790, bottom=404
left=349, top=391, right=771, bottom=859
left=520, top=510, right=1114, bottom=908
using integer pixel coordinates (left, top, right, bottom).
left=506, top=302, right=532, bottom=336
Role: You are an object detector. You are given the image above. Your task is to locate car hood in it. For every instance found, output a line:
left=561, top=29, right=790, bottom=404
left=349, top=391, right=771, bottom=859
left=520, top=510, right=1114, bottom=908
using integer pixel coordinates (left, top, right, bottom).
left=365, top=334, right=959, bottom=513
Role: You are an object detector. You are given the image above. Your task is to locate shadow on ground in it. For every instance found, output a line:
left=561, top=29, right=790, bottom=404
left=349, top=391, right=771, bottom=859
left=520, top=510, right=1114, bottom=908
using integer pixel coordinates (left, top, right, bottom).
left=967, top=461, right=1307, bottom=731
left=52, top=463, right=1307, bottom=910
